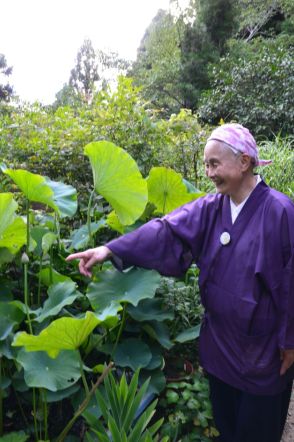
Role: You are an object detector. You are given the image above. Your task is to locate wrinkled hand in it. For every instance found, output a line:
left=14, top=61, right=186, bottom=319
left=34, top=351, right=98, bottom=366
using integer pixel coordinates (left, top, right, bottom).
left=280, top=349, right=294, bottom=376
left=66, top=246, right=112, bottom=277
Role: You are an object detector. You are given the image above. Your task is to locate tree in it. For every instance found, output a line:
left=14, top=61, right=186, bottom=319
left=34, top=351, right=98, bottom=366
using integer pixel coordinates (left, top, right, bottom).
left=55, top=41, right=129, bottom=107
left=0, top=54, right=13, bottom=102
left=179, top=0, right=237, bottom=110
left=198, top=35, right=294, bottom=138
left=69, top=39, right=99, bottom=103
left=130, top=9, right=184, bottom=115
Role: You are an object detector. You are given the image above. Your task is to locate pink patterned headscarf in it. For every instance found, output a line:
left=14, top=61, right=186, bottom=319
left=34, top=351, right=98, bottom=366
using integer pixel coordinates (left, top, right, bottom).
left=207, top=123, right=272, bottom=167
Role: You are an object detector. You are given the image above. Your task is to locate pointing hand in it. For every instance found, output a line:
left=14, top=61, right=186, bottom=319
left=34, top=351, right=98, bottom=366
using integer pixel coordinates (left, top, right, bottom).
left=66, top=246, right=112, bottom=277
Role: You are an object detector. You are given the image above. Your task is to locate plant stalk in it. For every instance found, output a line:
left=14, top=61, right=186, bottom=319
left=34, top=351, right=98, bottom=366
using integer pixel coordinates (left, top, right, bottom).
left=24, top=262, right=33, bottom=334
left=0, top=357, right=3, bottom=436
left=110, top=304, right=127, bottom=361
left=26, top=198, right=30, bottom=251
left=32, top=388, right=39, bottom=441
left=37, top=255, right=43, bottom=307
left=78, top=350, right=90, bottom=396
left=42, top=389, right=48, bottom=441
left=56, top=362, right=114, bottom=442
left=87, top=188, right=95, bottom=247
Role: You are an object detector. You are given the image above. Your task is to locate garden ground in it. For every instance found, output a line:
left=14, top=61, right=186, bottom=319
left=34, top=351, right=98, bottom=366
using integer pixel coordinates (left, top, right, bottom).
left=282, top=387, right=294, bottom=442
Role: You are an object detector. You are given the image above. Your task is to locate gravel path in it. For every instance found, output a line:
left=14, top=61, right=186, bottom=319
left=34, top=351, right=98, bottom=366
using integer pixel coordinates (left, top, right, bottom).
left=282, top=387, right=294, bottom=442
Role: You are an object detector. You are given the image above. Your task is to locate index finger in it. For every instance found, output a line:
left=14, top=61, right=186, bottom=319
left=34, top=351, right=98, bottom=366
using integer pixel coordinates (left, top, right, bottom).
left=66, top=252, right=88, bottom=261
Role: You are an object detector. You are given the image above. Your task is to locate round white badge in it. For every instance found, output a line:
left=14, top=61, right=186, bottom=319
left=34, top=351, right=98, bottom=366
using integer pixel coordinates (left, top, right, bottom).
left=220, top=232, right=231, bottom=245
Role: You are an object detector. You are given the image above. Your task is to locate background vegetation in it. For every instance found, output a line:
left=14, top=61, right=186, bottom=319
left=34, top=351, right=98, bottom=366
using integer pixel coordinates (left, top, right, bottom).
left=0, top=0, right=293, bottom=440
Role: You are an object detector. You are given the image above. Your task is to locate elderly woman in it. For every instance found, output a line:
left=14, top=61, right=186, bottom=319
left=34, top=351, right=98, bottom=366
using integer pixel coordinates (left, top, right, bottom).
left=67, top=123, right=294, bottom=442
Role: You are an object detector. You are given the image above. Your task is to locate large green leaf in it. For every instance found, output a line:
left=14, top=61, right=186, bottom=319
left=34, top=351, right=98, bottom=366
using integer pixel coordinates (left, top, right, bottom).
left=41, top=232, right=57, bottom=254
left=139, top=369, right=166, bottom=394
left=12, top=311, right=106, bottom=357
left=0, top=193, right=18, bottom=237
left=45, top=383, right=80, bottom=403
left=3, top=169, right=58, bottom=211
left=147, top=167, right=196, bottom=214
left=34, top=281, right=81, bottom=323
left=45, top=177, right=78, bottom=218
left=16, top=349, right=81, bottom=391
left=174, top=324, right=201, bottom=343
left=142, top=321, right=173, bottom=349
left=69, top=220, right=106, bottom=250
left=87, top=268, right=161, bottom=312
left=127, top=299, right=174, bottom=322
left=0, top=302, right=24, bottom=341
left=30, top=226, right=50, bottom=256
left=0, top=217, right=27, bottom=254
left=38, top=267, right=72, bottom=286
left=0, top=431, right=29, bottom=442
left=84, top=141, right=148, bottom=225
left=114, top=338, right=152, bottom=370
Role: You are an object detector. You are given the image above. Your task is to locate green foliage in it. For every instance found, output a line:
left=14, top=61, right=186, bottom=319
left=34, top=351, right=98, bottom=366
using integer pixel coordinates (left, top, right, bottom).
left=69, top=39, right=99, bottom=103
left=179, top=0, right=237, bottom=110
left=130, top=9, right=184, bottom=114
left=87, top=267, right=161, bottom=311
left=198, top=35, right=294, bottom=137
left=12, top=311, right=116, bottom=357
left=0, top=141, right=207, bottom=440
left=257, top=136, right=294, bottom=198
left=16, top=349, right=81, bottom=391
left=158, top=266, right=203, bottom=338
left=84, top=140, right=148, bottom=225
left=0, top=432, right=28, bottom=442
left=0, top=54, right=13, bottom=102
left=147, top=167, right=202, bottom=214
left=159, top=370, right=219, bottom=441
left=86, top=370, right=168, bottom=442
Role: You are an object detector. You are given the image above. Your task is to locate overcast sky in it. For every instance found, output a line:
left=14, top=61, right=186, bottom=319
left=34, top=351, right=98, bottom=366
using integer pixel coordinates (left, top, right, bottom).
left=0, top=0, right=174, bottom=104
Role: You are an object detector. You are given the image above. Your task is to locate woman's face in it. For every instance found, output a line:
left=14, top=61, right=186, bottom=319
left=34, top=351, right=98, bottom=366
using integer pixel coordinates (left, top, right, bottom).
left=203, top=140, right=245, bottom=197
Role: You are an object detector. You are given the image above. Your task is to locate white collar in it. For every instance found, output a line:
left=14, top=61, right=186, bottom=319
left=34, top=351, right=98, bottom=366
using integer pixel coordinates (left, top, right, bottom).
left=230, top=175, right=261, bottom=223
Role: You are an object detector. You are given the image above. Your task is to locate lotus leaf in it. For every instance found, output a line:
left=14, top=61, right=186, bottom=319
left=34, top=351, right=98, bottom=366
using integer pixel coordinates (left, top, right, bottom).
left=0, top=302, right=24, bottom=341
left=87, top=267, right=161, bottom=312
left=147, top=167, right=196, bottom=214
left=0, top=431, right=29, bottom=442
left=0, top=193, right=18, bottom=237
left=142, top=321, right=173, bottom=349
left=12, top=311, right=108, bottom=357
left=84, top=141, right=148, bottom=225
left=34, top=281, right=81, bottom=323
left=3, top=169, right=58, bottom=211
left=16, top=349, right=81, bottom=391
left=127, top=298, right=174, bottom=322
left=70, top=220, right=106, bottom=250
left=0, top=217, right=26, bottom=254
left=174, top=324, right=201, bottom=343
left=38, top=267, right=72, bottom=286
left=114, top=338, right=152, bottom=370
left=45, top=177, right=78, bottom=218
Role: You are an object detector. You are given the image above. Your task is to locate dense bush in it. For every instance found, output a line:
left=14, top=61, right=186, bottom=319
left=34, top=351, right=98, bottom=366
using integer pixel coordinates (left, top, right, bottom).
left=198, top=35, right=294, bottom=138
left=257, top=136, right=294, bottom=198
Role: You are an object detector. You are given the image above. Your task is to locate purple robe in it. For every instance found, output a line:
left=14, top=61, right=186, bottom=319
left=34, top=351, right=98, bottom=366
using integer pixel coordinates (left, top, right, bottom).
left=107, top=180, right=294, bottom=395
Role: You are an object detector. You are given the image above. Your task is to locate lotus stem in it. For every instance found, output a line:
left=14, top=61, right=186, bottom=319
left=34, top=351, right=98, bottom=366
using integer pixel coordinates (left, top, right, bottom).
left=26, top=198, right=30, bottom=251
left=42, top=389, right=48, bottom=441
left=0, top=357, right=3, bottom=436
left=78, top=350, right=90, bottom=396
left=110, top=304, right=127, bottom=361
left=32, top=388, right=39, bottom=441
left=37, top=255, right=43, bottom=307
left=87, top=188, right=95, bottom=247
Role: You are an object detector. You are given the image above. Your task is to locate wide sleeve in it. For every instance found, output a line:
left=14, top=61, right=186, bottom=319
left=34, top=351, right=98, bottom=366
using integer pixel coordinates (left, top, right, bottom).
left=276, top=201, right=294, bottom=350
left=106, top=197, right=210, bottom=277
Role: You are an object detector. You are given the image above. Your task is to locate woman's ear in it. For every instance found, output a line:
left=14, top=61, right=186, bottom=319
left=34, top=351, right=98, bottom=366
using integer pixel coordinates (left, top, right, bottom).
left=240, top=154, right=252, bottom=172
